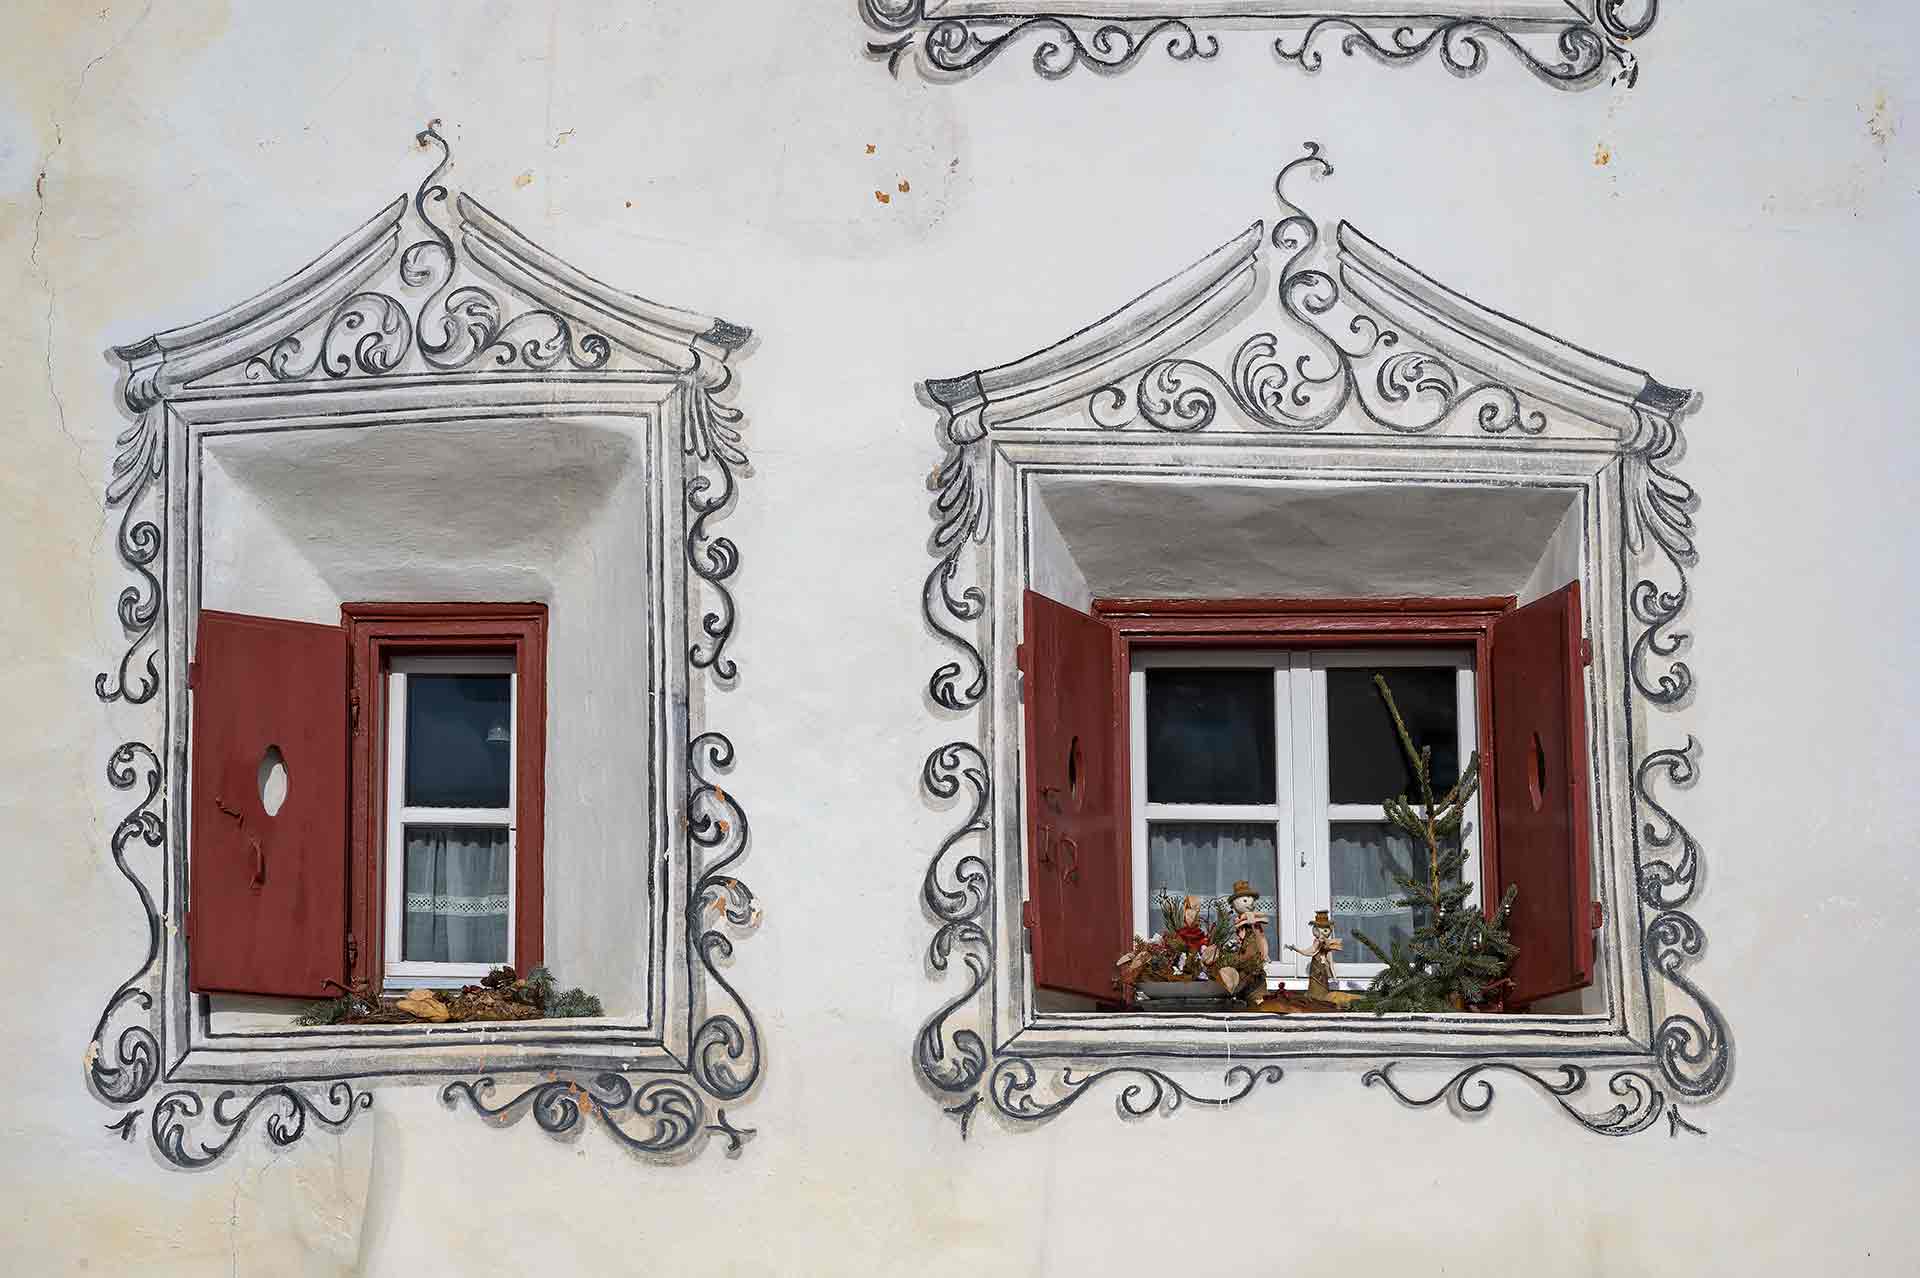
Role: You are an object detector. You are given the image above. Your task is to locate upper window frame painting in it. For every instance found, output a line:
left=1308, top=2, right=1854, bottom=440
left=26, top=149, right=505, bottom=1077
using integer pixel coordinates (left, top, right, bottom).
left=862, top=2, right=1659, bottom=88
left=90, top=125, right=762, bottom=1166
left=910, top=143, right=1723, bottom=1142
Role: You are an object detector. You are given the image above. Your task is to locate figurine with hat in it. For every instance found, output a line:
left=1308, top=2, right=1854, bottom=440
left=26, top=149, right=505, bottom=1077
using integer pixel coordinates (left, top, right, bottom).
left=1288, top=909, right=1345, bottom=1001
left=1226, top=880, right=1270, bottom=967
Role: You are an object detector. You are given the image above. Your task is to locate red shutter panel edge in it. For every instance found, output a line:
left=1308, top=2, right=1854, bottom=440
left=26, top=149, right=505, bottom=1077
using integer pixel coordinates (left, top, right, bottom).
left=1488, top=581, right=1595, bottom=1007
left=189, top=610, right=350, bottom=997
left=1021, top=591, right=1130, bottom=1002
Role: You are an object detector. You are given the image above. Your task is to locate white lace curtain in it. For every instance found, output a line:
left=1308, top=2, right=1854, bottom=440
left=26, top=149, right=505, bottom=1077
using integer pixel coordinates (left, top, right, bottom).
left=1145, top=823, right=1278, bottom=923
left=1329, top=824, right=1422, bottom=962
left=403, top=826, right=510, bottom=964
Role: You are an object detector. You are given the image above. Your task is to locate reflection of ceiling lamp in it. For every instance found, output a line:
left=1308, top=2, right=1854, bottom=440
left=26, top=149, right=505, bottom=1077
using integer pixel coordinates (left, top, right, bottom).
left=485, top=721, right=510, bottom=745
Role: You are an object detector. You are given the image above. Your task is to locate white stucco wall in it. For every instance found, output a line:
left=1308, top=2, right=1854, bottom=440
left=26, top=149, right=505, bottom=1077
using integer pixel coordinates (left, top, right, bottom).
left=3, top=2, right=1918, bottom=1273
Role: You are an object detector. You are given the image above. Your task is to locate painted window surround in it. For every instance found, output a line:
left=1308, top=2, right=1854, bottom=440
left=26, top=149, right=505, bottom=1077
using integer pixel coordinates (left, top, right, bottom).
left=862, top=1, right=1658, bottom=88
left=910, top=144, right=1725, bottom=1139
left=89, top=126, right=761, bottom=1165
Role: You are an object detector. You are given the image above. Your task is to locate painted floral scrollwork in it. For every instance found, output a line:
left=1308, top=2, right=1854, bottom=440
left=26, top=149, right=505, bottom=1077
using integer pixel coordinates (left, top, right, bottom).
left=1364, top=1063, right=1666, bottom=1137
left=922, top=404, right=990, bottom=712
left=864, top=2, right=1216, bottom=79
left=242, top=122, right=613, bottom=386
left=442, top=1075, right=751, bottom=1157
left=686, top=731, right=762, bottom=1107
left=97, top=406, right=165, bottom=706
left=685, top=381, right=748, bottom=681
left=152, top=1083, right=373, bottom=1170
left=866, top=3, right=1658, bottom=87
left=86, top=742, right=164, bottom=1109
left=914, top=743, right=993, bottom=1098
left=1091, top=144, right=1549, bottom=438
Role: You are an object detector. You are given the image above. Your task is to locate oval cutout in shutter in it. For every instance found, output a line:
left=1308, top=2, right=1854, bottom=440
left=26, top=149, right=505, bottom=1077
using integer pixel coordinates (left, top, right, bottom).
left=1528, top=731, right=1547, bottom=812
left=258, top=744, right=289, bottom=817
left=1067, top=735, right=1085, bottom=809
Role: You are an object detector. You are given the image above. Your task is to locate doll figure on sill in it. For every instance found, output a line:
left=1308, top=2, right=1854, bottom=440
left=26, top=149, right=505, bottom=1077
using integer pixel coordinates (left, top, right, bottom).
left=1287, top=909, right=1344, bottom=1001
left=1227, top=880, right=1270, bottom=967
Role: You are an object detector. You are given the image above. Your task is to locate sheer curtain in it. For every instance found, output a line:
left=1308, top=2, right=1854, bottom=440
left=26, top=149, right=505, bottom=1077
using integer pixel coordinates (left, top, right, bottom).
left=1329, top=822, right=1426, bottom=964
left=402, top=825, right=510, bottom=964
left=1145, top=822, right=1279, bottom=923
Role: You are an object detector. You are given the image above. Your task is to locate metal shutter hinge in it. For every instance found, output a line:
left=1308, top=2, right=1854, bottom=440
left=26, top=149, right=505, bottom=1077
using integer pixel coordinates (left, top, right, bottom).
left=1021, top=900, right=1038, bottom=932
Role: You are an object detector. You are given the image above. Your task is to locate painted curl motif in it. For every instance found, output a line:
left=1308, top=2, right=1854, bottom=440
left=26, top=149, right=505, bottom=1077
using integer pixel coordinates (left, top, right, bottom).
left=442, top=1075, right=751, bottom=1157
left=865, top=2, right=1216, bottom=79
left=87, top=743, right=164, bottom=1108
left=152, top=1084, right=372, bottom=1170
left=866, top=2, right=1657, bottom=87
left=1363, top=1063, right=1665, bottom=1138
left=242, top=122, right=613, bottom=385
left=1091, top=144, right=1550, bottom=437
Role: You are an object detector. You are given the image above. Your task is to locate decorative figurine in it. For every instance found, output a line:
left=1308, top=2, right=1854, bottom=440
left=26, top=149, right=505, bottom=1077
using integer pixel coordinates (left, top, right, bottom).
left=1227, top=880, right=1270, bottom=967
left=1288, top=909, right=1344, bottom=1001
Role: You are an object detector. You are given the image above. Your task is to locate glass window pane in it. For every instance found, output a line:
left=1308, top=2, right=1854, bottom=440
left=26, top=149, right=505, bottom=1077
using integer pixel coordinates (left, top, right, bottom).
left=1145, top=821, right=1278, bottom=928
left=1329, top=821, right=1456, bottom=968
left=1145, top=668, right=1275, bottom=804
left=405, top=673, right=512, bottom=808
left=402, top=824, right=510, bottom=963
left=1326, top=666, right=1459, bottom=805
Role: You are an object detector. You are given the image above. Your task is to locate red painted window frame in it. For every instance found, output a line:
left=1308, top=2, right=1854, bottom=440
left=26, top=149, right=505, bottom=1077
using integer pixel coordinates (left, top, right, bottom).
left=1087, top=596, right=1517, bottom=919
left=342, top=603, right=548, bottom=992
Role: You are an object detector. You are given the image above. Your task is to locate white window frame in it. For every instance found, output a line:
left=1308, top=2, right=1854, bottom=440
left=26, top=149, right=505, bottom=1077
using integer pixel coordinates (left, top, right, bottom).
left=1129, top=646, right=1479, bottom=992
left=382, top=653, right=519, bottom=990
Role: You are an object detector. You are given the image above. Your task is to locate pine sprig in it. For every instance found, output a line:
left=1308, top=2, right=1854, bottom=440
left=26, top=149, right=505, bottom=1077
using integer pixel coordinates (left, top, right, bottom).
left=1351, top=675, right=1518, bottom=1013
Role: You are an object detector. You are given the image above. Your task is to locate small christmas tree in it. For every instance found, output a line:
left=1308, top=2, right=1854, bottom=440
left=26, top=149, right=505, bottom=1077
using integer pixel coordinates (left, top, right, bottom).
left=1351, top=674, right=1518, bottom=1013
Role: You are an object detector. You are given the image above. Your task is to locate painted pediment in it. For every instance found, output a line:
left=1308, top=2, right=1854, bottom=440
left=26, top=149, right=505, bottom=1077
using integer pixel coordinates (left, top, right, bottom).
left=926, top=143, right=1692, bottom=449
left=113, top=124, right=750, bottom=415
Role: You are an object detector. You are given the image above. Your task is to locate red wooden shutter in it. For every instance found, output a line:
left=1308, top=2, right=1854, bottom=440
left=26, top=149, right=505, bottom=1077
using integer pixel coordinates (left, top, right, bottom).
left=1488, top=581, right=1594, bottom=1006
left=189, top=610, right=349, bottom=997
left=1019, top=591, right=1130, bottom=1002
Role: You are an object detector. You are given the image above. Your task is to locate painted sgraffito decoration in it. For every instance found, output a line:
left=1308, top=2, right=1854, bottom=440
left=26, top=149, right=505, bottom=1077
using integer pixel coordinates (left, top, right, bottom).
left=909, top=143, right=1727, bottom=1140
left=863, top=2, right=1658, bottom=88
left=89, top=124, right=762, bottom=1166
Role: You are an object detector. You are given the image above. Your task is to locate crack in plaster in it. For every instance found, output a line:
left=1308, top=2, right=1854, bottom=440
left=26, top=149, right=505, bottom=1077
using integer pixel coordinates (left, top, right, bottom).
left=35, top=2, right=155, bottom=512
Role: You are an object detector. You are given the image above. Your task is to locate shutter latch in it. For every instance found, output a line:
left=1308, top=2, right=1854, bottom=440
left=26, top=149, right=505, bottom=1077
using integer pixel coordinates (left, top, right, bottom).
left=1021, top=900, right=1038, bottom=932
left=346, top=932, right=359, bottom=967
left=1579, top=636, right=1593, bottom=667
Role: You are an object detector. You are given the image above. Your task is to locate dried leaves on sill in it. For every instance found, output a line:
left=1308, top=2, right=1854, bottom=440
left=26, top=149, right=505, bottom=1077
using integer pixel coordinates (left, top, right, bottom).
left=296, top=965, right=605, bottom=1026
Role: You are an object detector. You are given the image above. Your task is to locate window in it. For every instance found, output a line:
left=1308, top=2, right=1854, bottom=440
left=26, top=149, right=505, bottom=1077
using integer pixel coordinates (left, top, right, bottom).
left=187, top=603, right=545, bottom=999
left=383, top=655, right=519, bottom=988
left=1019, top=590, right=1594, bottom=1011
left=1131, top=648, right=1479, bottom=990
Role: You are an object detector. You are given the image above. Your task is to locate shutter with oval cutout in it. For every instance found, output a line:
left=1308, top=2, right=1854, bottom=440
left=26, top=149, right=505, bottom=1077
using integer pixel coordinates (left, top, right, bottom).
left=1018, top=591, right=1130, bottom=1003
left=188, top=610, right=349, bottom=997
left=1488, top=581, right=1596, bottom=1007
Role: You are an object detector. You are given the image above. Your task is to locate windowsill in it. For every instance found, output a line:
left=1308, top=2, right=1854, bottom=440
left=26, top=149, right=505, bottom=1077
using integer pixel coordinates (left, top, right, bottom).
left=1007, top=1005, right=1635, bottom=1066
left=204, top=992, right=645, bottom=1037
